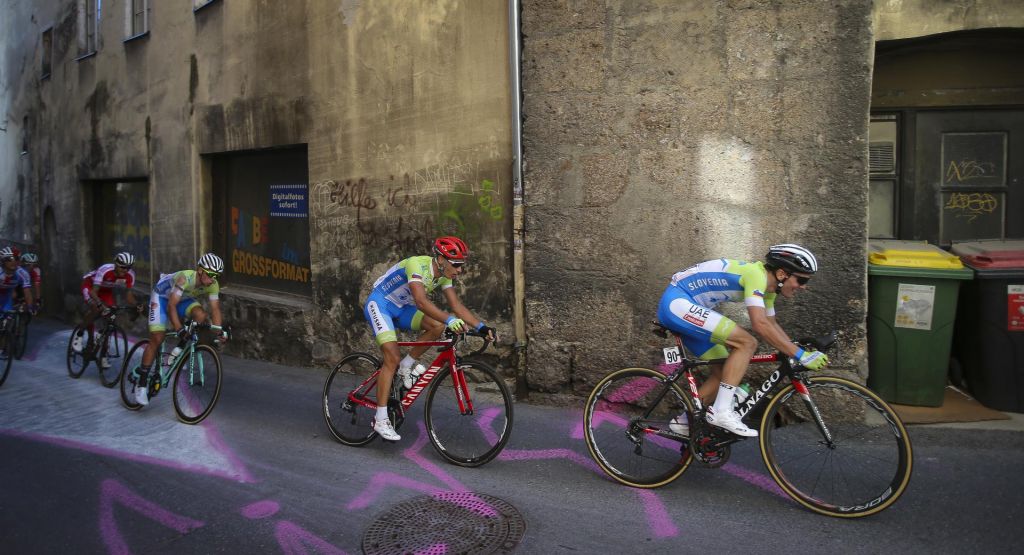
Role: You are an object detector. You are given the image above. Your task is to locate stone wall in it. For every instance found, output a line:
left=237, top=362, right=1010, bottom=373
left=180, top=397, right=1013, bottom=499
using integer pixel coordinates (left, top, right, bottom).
left=520, top=0, right=875, bottom=398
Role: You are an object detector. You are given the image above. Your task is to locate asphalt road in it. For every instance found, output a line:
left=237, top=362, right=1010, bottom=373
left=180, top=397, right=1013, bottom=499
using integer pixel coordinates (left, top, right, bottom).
left=2, top=317, right=1023, bottom=554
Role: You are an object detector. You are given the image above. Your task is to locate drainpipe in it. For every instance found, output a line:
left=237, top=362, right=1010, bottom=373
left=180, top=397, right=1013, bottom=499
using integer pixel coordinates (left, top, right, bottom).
left=509, top=0, right=528, bottom=398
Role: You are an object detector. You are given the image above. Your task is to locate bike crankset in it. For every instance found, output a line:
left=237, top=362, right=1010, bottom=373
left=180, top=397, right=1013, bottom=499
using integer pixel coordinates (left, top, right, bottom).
left=689, top=425, right=732, bottom=468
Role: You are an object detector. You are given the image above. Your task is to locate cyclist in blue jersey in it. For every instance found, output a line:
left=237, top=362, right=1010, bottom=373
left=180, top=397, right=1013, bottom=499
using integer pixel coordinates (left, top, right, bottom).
left=1, top=247, right=34, bottom=313
left=132, top=253, right=229, bottom=406
left=657, top=244, right=828, bottom=437
left=363, top=236, right=496, bottom=441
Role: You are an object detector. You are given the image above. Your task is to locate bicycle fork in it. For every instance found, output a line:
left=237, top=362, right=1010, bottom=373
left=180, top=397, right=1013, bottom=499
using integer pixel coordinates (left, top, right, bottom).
left=792, top=379, right=836, bottom=447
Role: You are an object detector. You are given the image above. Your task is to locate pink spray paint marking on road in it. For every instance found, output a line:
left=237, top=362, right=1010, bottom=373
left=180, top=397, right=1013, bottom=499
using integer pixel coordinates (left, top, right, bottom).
left=241, top=500, right=281, bottom=519
left=275, top=521, right=350, bottom=555
left=636, top=489, right=679, bottom=538
left=99, top=479, right=205, bottom=555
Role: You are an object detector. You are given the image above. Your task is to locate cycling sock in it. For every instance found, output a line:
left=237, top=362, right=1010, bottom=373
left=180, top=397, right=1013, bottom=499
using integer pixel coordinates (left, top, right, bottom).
left=399, top=355, right=416, bottom=370
left=375, top=407, right=388, bottom=421
left=712, top=383, right=737, bottom=414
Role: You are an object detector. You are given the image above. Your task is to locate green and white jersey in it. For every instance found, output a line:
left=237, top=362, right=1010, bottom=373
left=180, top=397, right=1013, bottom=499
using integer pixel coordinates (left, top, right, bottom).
left=370, top=255, right=452, bottom=309
left=153, top=270, right=220, bottom=300
left=669, top=258, right=777, bottom=315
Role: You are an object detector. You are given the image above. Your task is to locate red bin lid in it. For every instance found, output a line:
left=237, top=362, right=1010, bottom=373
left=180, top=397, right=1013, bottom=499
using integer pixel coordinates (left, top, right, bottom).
left=951, top=240, right=1024, bottom=269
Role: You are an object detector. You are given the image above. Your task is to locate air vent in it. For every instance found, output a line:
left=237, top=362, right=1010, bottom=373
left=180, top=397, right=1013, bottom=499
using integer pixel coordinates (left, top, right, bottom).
left=870, top=141, right=895, bottom=174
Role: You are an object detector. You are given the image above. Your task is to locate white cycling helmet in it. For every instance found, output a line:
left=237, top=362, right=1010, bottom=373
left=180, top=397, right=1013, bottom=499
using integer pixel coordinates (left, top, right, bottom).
left=21, top=252, right=38, bottom=264
left=0, top=247, right=15, bottom=261
left=114, top=252, right=135, bottom=268
left=197, top=252, right=224, bottom=275
left=766, top=244, right=818, bottom=274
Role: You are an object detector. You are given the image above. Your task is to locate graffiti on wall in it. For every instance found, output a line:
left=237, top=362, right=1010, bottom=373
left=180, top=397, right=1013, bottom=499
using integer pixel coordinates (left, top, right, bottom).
left=943, top=192, right=999, bottom=222
left=311, top=154, right=507, bottom=257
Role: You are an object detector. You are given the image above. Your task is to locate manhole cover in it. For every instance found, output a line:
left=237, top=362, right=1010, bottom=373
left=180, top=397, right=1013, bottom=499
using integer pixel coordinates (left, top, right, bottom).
left=362, top=491, right=526, bottom=555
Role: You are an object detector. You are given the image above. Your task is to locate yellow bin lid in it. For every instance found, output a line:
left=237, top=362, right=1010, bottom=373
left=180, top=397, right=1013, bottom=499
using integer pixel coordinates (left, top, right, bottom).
left=868, top=240, right=965, bottom=269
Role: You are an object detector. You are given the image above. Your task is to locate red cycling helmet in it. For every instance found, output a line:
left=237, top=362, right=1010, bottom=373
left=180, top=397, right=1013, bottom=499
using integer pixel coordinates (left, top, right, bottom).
left=433, top=236, right=469, bottom=260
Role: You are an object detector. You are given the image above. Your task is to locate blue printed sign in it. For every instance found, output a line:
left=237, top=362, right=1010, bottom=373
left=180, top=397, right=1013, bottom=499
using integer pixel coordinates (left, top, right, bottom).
left=269, top=184, right=308, bottom=218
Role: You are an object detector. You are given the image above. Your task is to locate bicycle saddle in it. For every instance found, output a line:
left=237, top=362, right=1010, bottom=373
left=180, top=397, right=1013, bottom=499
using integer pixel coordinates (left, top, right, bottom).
left=796, top=331, right=838, bottom=352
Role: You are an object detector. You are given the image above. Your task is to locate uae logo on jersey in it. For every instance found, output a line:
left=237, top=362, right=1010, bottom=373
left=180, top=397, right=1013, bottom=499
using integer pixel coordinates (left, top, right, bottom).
left=683, top=305, right=710, bottom=327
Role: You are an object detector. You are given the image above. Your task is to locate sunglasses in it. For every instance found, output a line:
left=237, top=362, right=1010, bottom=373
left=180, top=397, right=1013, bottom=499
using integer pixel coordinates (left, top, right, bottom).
left=447, top=259, right=465, bottom=268
left=790, top=274, right=811, bottom=285
left=204, top=270, right=220, bottom=280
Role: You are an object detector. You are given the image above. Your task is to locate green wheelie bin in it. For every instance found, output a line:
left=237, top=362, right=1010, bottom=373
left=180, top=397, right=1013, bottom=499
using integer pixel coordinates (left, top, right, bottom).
left=867, top=240, right=973, bottom=406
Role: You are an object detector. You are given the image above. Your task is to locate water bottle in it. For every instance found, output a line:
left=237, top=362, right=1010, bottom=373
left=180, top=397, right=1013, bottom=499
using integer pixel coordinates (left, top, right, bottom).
left=170, top=346, right=183, bottom=364
left=733, top=383, right=752, bottom=411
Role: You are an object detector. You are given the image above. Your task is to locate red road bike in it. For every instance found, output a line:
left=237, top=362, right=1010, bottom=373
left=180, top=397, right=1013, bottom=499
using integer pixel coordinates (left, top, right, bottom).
left=322, top=329, right=513, bottom=467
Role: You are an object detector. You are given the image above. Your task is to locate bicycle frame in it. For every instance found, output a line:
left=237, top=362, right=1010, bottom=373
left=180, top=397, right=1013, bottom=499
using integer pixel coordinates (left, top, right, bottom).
left=346, top=338, right=472, bottom=414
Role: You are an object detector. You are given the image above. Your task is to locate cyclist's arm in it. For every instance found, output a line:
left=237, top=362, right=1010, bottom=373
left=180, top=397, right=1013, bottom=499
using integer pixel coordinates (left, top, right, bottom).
left=20, top=285, right=33, bottom=307
left=409, top=281, right=451, bottom=324
left=208, top=298, right=223, bottom=327
left=441, top=287, right=482, bottom=329
left=167, top=291, right=183, bottom=331
left=747, top=306, right=800, bottom=358
left=89, top=283, right=104, bottom=305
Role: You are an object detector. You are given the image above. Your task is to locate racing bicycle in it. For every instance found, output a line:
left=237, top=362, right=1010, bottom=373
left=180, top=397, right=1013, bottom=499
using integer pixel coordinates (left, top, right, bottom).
left=0, top=309, right=23, bottom=386
left=583, top=323, right=913, bottom=518
left=67, top=305, right=138, bottom=387
left=118, top=319, right=226, bottom=424
left=322, top=329, right=513, bottom=467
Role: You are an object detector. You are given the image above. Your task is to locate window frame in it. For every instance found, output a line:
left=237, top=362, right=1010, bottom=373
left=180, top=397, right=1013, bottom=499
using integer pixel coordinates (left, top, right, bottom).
left=124, top=0, right=150, bottom=42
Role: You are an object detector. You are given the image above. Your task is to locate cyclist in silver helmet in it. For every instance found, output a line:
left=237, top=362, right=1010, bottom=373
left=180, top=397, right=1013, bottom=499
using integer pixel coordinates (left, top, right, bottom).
left=657, top=244, right=828, bottom=437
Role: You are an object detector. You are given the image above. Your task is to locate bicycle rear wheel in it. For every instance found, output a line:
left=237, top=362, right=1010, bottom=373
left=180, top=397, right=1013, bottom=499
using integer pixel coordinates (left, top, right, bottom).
left=173, top=344, right=223, bottom=424
left=0, top=329, right=12, bottom=387
left=98, top=325, right=128, bottom=388
left=423, top=359, right=513, bottom=467
left=759, top=376, right=913, bottom=518
left=119, top=340, right=148, bottom=411
left=67, top=325, right=92, bottom=378
left=583, top=367, right=695, bottom=487
left=322, top=352, right=382, bottom=446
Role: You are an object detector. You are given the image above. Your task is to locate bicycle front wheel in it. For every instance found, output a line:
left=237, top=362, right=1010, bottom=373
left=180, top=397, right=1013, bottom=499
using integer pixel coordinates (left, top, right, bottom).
left=759, top=376, right=913, bottom=518
left=0, top=329, right=12, bottom=387
left=119, top=340, right=148, bottom=411
left=13, top=314, right=28, bottom=359
left=583, top=368, right=694, bottom=488
left=173, top=344, right=223, bottom=424
left=424, top=359, right=513, bottom=467
left=98, top=325, right=128, bottom=388
left=322, top=352, right=381, bottom=446
left=67, top=325, right=91, bottom=378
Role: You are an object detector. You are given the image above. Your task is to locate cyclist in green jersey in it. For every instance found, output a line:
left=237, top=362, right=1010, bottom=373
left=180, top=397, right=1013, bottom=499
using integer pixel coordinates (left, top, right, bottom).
left=363, top=236, right=496, bottom=441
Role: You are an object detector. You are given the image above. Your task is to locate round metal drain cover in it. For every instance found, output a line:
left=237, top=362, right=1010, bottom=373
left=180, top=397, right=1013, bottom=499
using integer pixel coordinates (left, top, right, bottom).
left=362, top=491, right=525, bottom=555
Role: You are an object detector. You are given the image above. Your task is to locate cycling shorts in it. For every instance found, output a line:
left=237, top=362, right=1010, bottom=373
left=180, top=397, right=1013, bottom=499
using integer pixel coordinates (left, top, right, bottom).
left=656, top=286, right=736, bottom=360
left=364, top=291, right=425, bottom=345
left=81, top=279, right=115, bottom=307
left=148, top=291, right=201, bottom=333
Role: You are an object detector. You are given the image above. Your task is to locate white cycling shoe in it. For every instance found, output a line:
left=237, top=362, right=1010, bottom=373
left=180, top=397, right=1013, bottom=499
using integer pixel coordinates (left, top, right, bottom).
left=706, top=407, right=757, bottom=437
left=134, top=384, right=150, bottom=406
left=668, top=414, right=690, bottom=436
left=373, top=418, right=401, bottom=441
left=398, top=363, right=426, bottom=390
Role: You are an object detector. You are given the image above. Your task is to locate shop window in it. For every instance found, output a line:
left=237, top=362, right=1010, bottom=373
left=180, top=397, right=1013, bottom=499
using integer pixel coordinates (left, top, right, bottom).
left=211, top=147, right=312, bottom=297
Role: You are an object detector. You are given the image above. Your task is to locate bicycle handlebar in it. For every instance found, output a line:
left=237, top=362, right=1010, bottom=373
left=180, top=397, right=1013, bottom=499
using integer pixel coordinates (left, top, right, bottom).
left=443, top=327, right=493, bottom=356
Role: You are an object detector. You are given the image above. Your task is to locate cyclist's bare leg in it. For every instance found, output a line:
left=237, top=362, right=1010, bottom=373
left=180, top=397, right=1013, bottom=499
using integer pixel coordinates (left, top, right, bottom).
left=408, top=316, right=444, bottom=359
left=141, top=331, right=166, bottom=367
left=190, top=306, right=208, bottom=324
left=375, top=340, right=402, bottom=408
left=720, top=326, right=757, bottom=386
left=698, top=363, right=725, bottom=403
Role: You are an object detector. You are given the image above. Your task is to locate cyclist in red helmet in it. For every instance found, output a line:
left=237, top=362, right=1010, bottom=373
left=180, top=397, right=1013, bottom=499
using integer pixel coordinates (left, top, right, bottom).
left=362, top=236, right=496, bottom=441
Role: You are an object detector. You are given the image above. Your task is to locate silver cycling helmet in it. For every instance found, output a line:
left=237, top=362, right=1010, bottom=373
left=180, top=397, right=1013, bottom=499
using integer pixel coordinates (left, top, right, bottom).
left=114, top=252, right=135, bottom=268
left=0, top=247, right=15, bottom=261
left=197, top=252, right=224, bottom=275
left=766, top=244, right=819, bottom=274
left=20, top=252, right=38, bottom=264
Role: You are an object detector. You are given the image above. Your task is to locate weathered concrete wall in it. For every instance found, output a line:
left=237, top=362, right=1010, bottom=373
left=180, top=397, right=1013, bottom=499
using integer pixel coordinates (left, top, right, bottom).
left=1, top=1, right=513, bottom=369
left=874, top=0, right=1024, bottom=41
left=521, top=0, right=875, bottom=398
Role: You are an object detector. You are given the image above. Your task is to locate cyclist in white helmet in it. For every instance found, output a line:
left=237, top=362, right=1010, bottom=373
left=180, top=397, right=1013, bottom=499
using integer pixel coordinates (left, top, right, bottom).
left=73, top=252, right=141, bottom=356
left=657, top=244, right=829, bottom=437
left=132, top=253, right=229, bottom=406
left=19, top=252, right=42, bottom=309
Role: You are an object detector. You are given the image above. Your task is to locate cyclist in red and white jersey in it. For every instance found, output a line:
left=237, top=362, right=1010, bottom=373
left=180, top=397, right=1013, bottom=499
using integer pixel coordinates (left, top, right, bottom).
left=73, top=253, right=140, bottom=356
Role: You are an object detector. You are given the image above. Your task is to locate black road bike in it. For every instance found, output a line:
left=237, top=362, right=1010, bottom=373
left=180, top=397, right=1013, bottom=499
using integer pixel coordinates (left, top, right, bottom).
left=67, top=305, right=138, bottom=387
left=583, top=324, right=913, bottom=518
